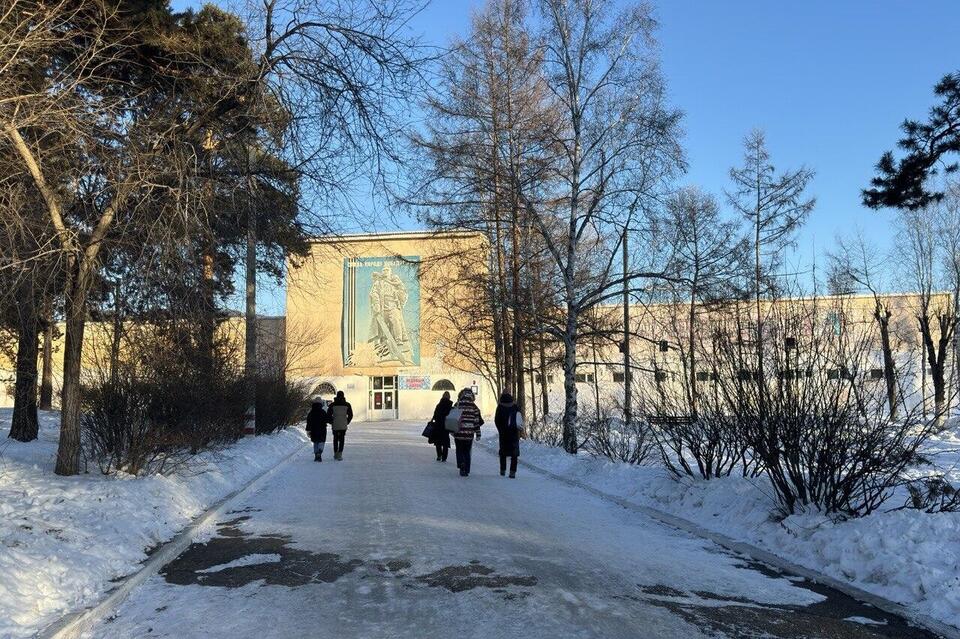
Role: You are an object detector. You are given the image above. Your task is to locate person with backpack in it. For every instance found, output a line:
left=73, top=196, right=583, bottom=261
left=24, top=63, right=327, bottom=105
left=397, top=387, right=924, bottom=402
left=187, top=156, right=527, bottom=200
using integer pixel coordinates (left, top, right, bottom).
left=328, top=391, right=353, bottom=460
left=305, top=400, right=328, bottom=462
left=430, top=391, right=453, bottom=462
left=450, top=387, right=483, bottom=477
left=494, top=392, right=522, bottom=478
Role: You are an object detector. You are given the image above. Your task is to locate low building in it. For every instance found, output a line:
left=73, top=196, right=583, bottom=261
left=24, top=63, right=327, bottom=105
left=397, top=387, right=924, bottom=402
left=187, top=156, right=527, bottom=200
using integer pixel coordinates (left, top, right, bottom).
left=285, top=230, right=496, bottom=421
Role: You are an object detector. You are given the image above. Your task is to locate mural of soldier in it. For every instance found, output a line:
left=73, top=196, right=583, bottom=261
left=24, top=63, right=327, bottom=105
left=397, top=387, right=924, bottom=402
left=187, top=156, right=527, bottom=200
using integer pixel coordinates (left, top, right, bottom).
left=368, top=266, right=413, bottom=363
left=341, top=256, right=420, bottom=368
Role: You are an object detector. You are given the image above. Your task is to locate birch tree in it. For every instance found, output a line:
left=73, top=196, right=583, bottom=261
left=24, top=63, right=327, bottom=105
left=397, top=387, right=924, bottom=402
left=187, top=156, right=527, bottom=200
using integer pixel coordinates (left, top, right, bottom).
left=534, top=0, right=682, bottom=452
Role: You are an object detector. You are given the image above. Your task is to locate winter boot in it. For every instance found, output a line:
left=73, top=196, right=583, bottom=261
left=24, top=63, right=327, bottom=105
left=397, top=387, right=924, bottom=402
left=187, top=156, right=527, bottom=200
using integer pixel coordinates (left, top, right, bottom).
left=314, top=453, right=321, bottom=462
left=509, top=472, right=516, bottom=479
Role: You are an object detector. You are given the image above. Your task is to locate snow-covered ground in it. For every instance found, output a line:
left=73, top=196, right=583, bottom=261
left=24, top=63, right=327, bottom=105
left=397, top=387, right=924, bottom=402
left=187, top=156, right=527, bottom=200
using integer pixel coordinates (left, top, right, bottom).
left=0, top=409, right=308, bottom=639
left=513, top=427, right=960, bottom=631
left=82, top=421, right=925, bottom=639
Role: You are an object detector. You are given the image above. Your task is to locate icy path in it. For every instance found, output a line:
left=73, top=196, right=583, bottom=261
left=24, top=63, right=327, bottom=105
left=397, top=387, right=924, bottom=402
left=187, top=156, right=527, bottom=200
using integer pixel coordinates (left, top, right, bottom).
left=86, top=422, right=936, bottom=639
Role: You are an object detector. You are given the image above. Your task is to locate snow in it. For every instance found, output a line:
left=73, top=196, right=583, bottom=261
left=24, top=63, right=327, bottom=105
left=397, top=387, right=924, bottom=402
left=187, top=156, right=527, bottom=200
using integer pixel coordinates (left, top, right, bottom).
left=509, top=427, right=960, bottom=632
left=196, top=554, right=282, bottom=574
left=0, top=409, right=308, bottom=639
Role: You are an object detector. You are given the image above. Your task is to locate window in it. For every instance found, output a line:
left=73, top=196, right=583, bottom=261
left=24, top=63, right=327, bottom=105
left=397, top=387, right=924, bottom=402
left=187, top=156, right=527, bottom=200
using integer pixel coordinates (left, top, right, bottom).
left=828, top=367, right=855, bottom=381
left=313, top=381, right=336, bottom=396
left=658, top=340, right=669, bottom=353
left=613, top=372, right=626, bottom=383
left=575, top=372, right=595, bottom=383
left=738, top=369, right=758, bottom=381
left=432, top=379, right=456, bottom=391
left=534, top=373, right=555, bottom=384
left=870, top=368, right=884, bottom=380
left=784, top=337, right=797, bottom=351
left=654, top=370, right=669, bottom=382
left=696, top=371, right=718, bottom=382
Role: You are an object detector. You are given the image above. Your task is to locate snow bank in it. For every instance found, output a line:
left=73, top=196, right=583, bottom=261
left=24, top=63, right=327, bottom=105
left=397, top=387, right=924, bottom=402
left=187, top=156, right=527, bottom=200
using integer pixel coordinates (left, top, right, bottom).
left=0, top=410, right=308, bottom=638
left=511, top=430, right=960, bottom=631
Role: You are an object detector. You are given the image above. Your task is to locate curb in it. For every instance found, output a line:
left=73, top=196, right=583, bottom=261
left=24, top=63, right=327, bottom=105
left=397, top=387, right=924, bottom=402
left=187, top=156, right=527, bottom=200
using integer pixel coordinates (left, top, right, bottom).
left=36, top=440, right=305, bottom=639
left=476, top=441, right=960, bottom=639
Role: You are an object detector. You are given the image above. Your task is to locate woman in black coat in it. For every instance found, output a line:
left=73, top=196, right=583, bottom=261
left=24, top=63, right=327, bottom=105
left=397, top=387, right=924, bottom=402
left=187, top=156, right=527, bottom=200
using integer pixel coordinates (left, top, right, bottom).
left=306, top=401, right=328, bottom=462
left=430, top=391, right=453, bottom=462
left=494, top=392, right=521, bottom=478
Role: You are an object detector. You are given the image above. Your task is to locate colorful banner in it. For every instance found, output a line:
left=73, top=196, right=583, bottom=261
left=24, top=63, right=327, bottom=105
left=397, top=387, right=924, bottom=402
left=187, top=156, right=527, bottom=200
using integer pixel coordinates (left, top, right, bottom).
left=399, top=375, right=431, bottom=390
left=342, top=256, right=421, bottom=367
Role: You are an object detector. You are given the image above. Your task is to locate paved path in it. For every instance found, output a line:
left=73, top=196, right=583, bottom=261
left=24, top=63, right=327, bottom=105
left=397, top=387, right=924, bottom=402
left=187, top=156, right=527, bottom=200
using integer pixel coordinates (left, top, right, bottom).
left=88, top=422, right=938, bottom=639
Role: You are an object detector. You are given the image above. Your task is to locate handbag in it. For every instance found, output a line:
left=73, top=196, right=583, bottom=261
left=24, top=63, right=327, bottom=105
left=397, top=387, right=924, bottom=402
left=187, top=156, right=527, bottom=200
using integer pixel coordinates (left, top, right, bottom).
left=421, top=421, right=434, bottom=439
left=512, top=411, right=526, bottom=439
left=444, top=408, right=463, bottom=432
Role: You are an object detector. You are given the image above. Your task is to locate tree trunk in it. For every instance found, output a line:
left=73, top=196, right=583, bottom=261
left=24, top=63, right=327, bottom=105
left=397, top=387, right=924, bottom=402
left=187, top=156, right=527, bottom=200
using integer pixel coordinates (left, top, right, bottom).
left=109, top=279, right=122, bottom=386
left=622, top=229, right=632, bottom=424
left=561, top=308, right=579, bottom=453
left=527, top=340, right=538, bottom=423
left=875, top=304, right=897, bottom=419
left=39, top=305, right=54, bottom=410
left=55, top=262, right=88, bottom=475
left=538, top=332, right=549, bottom=418
left=244, top=205, right=258, bottom=437
left=10, top=277, right=39, bottom=442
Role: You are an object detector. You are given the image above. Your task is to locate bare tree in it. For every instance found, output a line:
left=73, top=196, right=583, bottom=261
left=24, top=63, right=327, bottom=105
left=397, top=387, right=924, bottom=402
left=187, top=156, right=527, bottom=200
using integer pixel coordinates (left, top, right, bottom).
left=828, top=232, right=905, bottom=418
left=533, top=0, right=683, bottom=452
left=727, top=129, right=815, bottom=402
left=897, top=189, right=960, bottom=419
left=662, top=186, right=746, bottom=414
left=410, top=0, right=558, bottom=402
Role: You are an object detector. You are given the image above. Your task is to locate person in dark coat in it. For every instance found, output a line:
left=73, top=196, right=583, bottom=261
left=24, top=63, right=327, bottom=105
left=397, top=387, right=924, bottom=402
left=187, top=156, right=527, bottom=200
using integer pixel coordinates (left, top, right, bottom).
left=328, top=391, right=354, bottom=460
left=305, top=401, right=328, bottom=462
left=430, top=391, right=453, bottom=462
left=452, top=388, right=483, bottom=477
left=494, top=392, right=521, bottom=478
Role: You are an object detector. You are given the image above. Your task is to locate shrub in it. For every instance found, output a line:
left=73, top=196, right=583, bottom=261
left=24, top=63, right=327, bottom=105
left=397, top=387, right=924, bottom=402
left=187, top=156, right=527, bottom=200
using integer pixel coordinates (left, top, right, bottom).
left=80, top=320, right=248, bottom=474
left=256, top=376, right=310, bottom=434
left=583, top=416, right=655, bottom=465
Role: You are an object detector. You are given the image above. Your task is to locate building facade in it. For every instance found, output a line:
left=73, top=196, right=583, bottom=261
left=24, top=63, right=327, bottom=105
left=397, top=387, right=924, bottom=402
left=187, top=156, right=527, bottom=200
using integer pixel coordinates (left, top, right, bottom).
left=285, top=231, right=496, bottom=421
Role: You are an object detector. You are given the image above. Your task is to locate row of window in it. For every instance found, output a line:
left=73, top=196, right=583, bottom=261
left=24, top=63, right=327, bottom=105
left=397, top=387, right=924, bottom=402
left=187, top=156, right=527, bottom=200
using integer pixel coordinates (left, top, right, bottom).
left=568, top=367, right=892, bottom=385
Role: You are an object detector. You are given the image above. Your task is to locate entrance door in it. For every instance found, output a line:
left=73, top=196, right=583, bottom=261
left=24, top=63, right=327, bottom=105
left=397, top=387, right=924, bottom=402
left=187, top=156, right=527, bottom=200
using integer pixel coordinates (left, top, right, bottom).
left=369, top=376, right=399, bottom=420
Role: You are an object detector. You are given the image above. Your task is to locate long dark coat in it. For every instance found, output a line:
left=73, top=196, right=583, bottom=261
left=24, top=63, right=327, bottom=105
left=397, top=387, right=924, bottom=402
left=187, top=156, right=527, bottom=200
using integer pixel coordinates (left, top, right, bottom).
left=494, top=401, right=520, bottom=457
left=430, top=396, right=453, bottom=447
left=306, top=403, right=328, bottom=443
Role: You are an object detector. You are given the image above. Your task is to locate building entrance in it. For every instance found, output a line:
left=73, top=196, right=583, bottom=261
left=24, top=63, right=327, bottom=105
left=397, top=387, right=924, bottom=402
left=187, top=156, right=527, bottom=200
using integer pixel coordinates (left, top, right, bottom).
left=369, top=375, right=398, bottom=420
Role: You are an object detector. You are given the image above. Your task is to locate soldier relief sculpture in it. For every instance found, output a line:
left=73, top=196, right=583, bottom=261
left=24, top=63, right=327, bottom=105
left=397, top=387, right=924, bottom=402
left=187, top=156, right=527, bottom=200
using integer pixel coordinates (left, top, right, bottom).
left=368, top=266, right=413, bottom=364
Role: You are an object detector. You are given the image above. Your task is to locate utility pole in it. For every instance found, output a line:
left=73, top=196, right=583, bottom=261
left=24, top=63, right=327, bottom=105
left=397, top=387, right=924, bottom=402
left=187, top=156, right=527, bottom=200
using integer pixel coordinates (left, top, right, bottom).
left=622, top=226, right=632, bottom=425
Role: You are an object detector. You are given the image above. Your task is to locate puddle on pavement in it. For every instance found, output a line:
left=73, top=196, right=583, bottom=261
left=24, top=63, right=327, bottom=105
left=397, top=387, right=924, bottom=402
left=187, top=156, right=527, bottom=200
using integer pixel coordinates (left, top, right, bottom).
left=163, top=518, right=537, bottom=601
left=632, top=569, right=938, bottom=639
left=161, top=517, right=362, bottom=588
left=416, top=561, right=538, bottom=593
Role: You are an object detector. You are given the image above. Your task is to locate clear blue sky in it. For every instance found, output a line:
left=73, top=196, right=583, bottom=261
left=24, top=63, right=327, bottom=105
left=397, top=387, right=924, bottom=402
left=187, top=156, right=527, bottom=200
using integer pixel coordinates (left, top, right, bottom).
left=172, top=0, right=960, bottom=313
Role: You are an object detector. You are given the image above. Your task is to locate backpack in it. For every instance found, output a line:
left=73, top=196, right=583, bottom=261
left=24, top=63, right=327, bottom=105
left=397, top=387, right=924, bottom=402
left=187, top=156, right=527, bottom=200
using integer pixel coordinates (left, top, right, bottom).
left=331, top=405, right=349, bottom=431
left=444, top=408, right=463, bottom=432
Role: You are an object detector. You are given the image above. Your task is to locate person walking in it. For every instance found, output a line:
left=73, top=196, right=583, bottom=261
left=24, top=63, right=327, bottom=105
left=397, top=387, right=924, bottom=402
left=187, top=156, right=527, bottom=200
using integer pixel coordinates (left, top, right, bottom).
left=306, top=400, right=328, bottom=462
left=328, top=391, right=353, bottom=460
left=430, top=391, right=453, bottom=462
left=494, top=392, right=522, bottom=478
left=451, top=388, right=482, bottom=477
